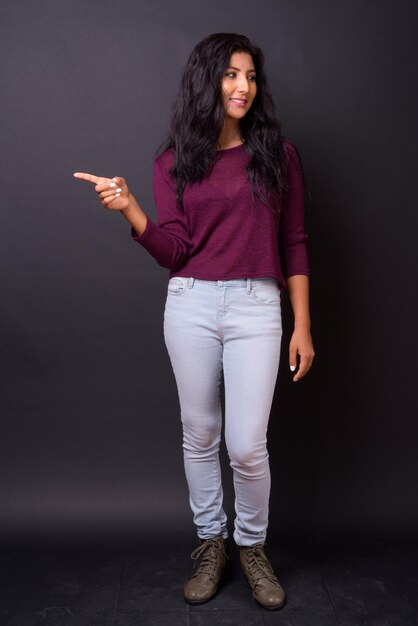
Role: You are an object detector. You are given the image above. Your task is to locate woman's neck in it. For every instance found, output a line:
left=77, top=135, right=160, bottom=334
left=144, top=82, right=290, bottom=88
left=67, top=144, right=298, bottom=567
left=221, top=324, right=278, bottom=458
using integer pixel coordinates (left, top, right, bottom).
left=217, top=121, right=243, bottom=150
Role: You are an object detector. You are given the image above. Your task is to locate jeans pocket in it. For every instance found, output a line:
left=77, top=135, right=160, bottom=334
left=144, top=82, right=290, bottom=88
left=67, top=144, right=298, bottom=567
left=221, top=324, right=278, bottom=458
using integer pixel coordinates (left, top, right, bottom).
left=167, top=277, right=186, bottom=295
left=250, top=278, right=281, bottom=304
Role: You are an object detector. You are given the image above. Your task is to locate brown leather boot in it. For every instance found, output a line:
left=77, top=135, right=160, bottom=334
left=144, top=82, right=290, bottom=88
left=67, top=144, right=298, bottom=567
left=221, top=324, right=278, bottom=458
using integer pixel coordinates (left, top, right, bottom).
left=239, top=543, right=286, bottom=610
left=184, top=536, right=229, bottom=604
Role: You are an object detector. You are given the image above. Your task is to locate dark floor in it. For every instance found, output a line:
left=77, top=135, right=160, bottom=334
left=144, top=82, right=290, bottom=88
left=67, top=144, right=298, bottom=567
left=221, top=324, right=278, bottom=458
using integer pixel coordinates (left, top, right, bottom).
left=0, top=530, right=417, bottom=626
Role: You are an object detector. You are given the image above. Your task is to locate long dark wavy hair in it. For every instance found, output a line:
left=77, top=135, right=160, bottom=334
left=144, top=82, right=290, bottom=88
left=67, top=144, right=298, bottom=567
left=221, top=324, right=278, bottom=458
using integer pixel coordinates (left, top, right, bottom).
left=155, top=32, right=307, bottom=214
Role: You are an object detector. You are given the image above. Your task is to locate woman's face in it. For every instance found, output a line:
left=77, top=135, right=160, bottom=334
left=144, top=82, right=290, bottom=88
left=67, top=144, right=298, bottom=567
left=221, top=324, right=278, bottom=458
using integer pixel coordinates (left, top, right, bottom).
left=221, top=51, right=257, bottom=120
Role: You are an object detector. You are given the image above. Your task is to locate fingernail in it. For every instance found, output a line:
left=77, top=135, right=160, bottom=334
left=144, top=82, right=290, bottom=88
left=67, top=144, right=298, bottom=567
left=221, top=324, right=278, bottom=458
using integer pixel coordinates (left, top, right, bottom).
left=290, top=365, right=296, bottom=371
left=115, top=188, right=121, bottom=193
left=109, top=182, right=116, bottom=188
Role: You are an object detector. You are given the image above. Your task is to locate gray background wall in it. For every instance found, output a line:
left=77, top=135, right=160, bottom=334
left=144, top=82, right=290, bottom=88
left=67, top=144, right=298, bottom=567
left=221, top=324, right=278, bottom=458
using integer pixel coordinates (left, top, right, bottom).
left=0, top=0, right=416, bottom=543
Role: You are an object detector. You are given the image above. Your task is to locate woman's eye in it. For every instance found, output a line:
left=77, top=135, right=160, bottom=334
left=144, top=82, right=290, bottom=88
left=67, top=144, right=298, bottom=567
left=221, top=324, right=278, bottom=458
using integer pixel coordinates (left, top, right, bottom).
left=225, top=73, right=256, bottom=81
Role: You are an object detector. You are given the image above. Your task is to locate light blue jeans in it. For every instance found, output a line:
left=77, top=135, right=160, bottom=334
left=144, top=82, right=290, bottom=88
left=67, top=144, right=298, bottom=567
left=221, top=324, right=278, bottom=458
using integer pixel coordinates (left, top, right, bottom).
left=163, top=276, right=283, bottom=547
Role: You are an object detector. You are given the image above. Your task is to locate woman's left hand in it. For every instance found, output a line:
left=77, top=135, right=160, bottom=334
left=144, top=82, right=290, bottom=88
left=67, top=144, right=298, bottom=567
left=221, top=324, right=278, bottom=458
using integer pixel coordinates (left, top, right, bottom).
left=289, top=327, right=315, bottom=382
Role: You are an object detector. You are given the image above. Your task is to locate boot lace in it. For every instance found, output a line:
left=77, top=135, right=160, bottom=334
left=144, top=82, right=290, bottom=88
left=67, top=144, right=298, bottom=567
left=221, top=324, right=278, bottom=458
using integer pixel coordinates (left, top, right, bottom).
left=243, top=544, right=282, bottom=590
left=190, top=538, right=229, bottom=581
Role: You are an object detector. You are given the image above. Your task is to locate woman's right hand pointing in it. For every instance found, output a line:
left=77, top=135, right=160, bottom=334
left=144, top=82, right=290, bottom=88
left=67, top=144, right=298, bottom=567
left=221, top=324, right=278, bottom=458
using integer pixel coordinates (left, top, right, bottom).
left=73, top=171, right=148, bottom=236
left=73, top=172, right=130, bottom=212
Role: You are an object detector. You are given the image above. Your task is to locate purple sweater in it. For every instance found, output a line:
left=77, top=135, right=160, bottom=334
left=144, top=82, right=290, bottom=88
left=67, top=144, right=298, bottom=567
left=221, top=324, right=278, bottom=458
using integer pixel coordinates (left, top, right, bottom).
left=131, top=138, right=310, bottom=292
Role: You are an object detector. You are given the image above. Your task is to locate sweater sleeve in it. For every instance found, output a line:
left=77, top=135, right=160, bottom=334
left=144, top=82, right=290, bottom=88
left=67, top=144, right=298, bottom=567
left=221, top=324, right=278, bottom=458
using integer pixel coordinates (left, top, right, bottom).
left=279, top=141, right=310, bottom=280
left=131, top=156, right=193, bottom=271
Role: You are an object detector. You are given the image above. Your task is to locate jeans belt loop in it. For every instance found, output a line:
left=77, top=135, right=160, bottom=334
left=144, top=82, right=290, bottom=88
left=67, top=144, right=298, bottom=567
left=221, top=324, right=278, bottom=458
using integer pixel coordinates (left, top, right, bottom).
left=188, top=277, right=195, bottom=289
left=246, top=278, right=252, bottom=294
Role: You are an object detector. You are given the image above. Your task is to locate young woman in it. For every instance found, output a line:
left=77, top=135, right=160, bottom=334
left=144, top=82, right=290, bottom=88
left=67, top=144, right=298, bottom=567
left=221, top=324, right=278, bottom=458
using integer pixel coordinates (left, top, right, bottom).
left=74, top=32, right=314, bottom=611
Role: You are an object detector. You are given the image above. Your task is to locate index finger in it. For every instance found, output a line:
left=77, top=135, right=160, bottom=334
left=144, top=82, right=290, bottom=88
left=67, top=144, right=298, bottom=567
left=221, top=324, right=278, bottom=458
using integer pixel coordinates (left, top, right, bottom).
left=293, top=355, right=308, bottom=382
left=73, top=172, right=105, bottom=184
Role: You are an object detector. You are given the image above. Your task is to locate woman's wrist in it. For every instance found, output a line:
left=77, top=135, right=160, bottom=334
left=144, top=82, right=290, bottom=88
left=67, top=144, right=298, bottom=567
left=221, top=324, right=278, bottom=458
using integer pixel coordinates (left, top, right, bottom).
left=121, top=192, right=140, bottom=217
left=121, top=193, right=148, bottom=235
left=294, top=316, right=311, bottom=330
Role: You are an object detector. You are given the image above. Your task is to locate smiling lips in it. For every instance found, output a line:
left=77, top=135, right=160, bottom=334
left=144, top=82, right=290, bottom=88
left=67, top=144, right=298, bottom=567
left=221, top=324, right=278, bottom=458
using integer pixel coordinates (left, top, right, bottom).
left=230, top=98, right=247, bottom=107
